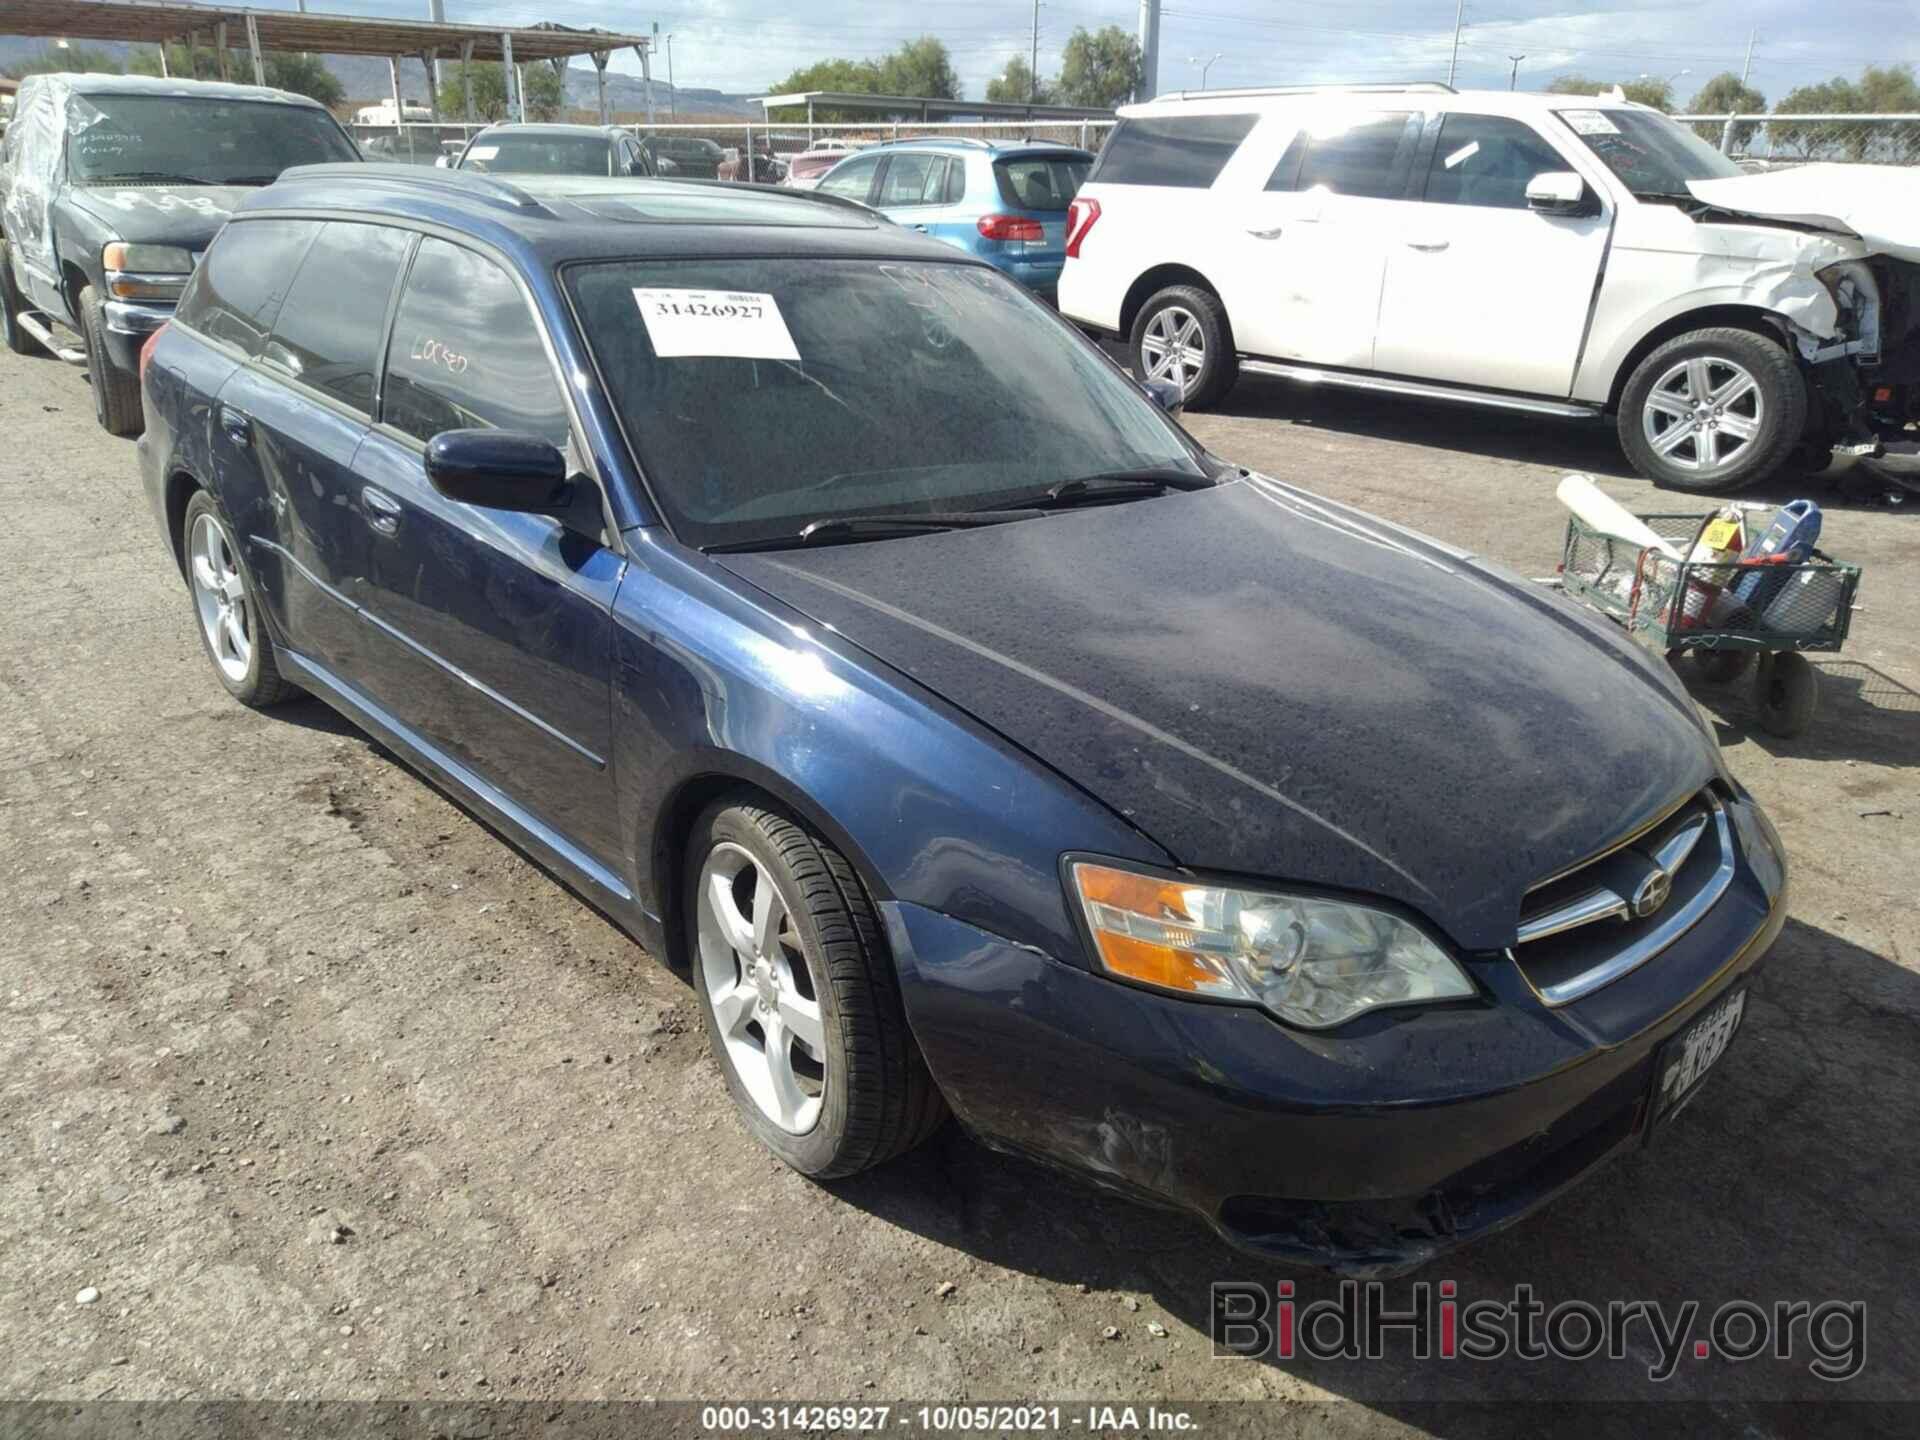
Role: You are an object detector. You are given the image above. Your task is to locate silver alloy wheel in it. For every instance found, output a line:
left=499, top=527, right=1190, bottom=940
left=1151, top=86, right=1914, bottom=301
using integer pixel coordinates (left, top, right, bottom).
left=1140, top=305, right=1205, bottom=397
left=188, top=513, right=252, bottom=683
left=696, top=841, right=827, bottom=1134
left=1642, top=355, right=1766, bottom=475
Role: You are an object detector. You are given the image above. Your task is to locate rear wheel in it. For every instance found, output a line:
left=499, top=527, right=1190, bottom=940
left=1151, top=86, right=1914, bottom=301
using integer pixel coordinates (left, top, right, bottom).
left=1130, top=284, right=1238, bottom=410
left=79, top=283, right=144, bottom=437
left=1618, top=327, right=1803, bottom=494
left=181, top=490, right=297, bottom=708
left=688, top=799, right=946, bottom=1179
left=0, top=240, right=39, bottom=357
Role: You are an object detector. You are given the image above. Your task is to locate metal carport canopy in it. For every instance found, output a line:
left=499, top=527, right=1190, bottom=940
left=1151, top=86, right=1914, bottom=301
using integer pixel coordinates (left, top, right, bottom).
left=0, top=2, right=651, bottom=64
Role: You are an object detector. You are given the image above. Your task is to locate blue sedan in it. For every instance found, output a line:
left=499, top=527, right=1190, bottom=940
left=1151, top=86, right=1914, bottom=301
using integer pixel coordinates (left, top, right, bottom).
left=137, top=165, right=1785, bottom=1273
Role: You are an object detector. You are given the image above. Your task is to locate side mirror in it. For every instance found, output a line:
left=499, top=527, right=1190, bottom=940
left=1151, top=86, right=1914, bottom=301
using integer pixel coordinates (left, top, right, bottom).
left=1142, top=379, right=1185, bottom=420
left=425, top=429, right=570, bottom=512
left=1526, top=171, right=1592, bottom=215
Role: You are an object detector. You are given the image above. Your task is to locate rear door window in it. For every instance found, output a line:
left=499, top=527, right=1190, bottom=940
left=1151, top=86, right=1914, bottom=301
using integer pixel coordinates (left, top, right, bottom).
left=877, top=152, right=940, bottom=207
left=1268, top=112, right=1422, bottom=199
left=260, top=221, right=412, bottom=414
left=1422, top=113, right=1571, bottom=209
left=994, top=156, right=1091, bottom=211
left=1090, top=115, right=1257, bottom=188
left=382, top=238, right=570, bottom=449
left=174, top=218, right=320, bottom=357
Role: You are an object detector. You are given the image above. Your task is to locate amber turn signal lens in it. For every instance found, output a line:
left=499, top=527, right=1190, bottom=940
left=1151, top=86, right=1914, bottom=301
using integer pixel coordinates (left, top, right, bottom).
left=1071, top=862, right=1240, bottom=997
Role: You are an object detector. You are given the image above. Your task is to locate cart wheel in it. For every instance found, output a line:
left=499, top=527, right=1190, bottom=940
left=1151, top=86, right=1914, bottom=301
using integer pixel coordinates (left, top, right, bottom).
left=1689, top=648, right=1752, bottom=685
left=1754, top=653, right=1818, bottom=737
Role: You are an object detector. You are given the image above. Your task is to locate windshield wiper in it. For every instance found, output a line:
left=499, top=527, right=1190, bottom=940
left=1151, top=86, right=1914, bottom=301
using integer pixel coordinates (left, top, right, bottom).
left=704, top=509, right=1043, bottom=553
left=83, top=171, right=221, bottom=185
left=1040, top=467, right=1219, bottom=506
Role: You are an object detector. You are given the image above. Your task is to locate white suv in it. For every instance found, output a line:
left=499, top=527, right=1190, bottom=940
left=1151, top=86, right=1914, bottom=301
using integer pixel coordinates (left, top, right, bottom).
left=1060, top=84, right=1917, bottom=494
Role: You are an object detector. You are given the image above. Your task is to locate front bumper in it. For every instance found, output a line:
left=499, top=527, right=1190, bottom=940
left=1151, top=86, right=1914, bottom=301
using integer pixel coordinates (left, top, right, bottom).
left=101, top=298, right=172, bottom=371
left=885, top=792, right=1788, bottom=1275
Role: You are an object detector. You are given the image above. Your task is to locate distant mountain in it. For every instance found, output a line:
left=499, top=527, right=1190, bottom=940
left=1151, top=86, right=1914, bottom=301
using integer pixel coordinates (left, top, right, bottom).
left=0, top=36, right=761, bottom=121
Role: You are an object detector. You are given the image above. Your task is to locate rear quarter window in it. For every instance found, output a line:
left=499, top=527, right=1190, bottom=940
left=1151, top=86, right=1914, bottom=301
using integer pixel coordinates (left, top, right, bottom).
left=1089, top=115, right=1258, bottom=188
left=993, top=156, right=1090, bottom=211
left=174, top=218, right=321, bottom=358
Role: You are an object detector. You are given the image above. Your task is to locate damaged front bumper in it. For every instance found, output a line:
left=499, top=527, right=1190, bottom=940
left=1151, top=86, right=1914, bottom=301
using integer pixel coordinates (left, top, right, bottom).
left=883, top=791, right=1788, bottom=1276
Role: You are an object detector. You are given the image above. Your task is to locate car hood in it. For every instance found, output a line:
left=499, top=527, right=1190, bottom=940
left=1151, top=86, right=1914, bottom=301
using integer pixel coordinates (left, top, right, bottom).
left=716, top=477, right=1720, bottom=951
left=1687, top=164, right=1920, bottom=264
left=66, top=183, right=251, bottom=246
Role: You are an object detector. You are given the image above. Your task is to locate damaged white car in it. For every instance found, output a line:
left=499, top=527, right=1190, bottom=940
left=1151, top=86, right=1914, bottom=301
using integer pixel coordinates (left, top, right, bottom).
left=1059, top=88, right=1920, bottom=493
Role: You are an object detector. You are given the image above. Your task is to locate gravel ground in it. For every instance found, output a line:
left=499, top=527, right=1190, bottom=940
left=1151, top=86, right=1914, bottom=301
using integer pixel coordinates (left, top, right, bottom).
left=2, top=344, right=1916, bottom=1425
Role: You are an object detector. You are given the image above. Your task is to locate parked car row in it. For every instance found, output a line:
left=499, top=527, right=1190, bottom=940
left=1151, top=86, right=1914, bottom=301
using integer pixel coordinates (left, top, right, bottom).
left=2, top=71, right=1813, bottom=1274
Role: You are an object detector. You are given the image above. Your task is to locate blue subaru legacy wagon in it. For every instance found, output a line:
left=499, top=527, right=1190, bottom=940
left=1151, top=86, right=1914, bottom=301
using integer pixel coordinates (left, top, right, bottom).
left=138, top=166, right=1786, bottom=1274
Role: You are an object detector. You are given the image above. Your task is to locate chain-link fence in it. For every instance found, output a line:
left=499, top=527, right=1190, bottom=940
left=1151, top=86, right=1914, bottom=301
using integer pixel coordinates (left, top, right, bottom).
left=347, top=118, right=1117, bottom=173
left=1673, top=113, right=1920, bottom=165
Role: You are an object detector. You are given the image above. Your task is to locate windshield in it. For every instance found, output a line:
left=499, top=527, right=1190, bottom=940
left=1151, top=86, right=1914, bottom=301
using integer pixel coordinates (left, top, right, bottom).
left=566, top=258, right=1201, bottom=550
left=1553, top=108, right=1741, bottom=198
left=463, top=134, right=612, bottom=176
left=67, top=94, right=359, bottom=183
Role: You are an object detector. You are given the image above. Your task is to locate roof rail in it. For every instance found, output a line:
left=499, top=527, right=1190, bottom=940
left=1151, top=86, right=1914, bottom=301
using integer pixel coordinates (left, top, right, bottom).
left=1155, top=82, right=1457, bottom=102
left=859, top=135, right=997, bottom=150
left=273, top=163, right=558, bottom=217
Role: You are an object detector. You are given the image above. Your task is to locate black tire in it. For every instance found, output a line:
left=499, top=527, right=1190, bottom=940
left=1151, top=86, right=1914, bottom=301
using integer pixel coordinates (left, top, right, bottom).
left=687, top=799, right=947, bottom=1179
left=1754, top=652, right=1818, bottom=738
left=1617, top=326, right=1804, bottom=494
left=0, top=239, right=40, bottom=357
left=79, top=283, right=145, bottom=438
left=1689, top=648, right=1752, bottom=685
left=1129, top=284, right=1238, bottom=410
left=180, top=490, right=299, bottom=709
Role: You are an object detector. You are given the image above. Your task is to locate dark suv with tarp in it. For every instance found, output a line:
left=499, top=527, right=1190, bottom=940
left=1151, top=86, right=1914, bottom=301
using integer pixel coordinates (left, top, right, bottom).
left=0, top=72, right=359, bottom=436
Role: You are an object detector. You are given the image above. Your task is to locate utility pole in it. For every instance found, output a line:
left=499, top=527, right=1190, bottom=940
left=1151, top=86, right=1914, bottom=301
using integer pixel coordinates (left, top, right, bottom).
left=1447, top=0, right=1465, bottom=87
left=1030, top=0, right=1042, bottom=106
left=666, top=33, right=676, bottom=119
left=1135, top=0, right=1160, bottom=101
left=1721, top=29, right=1758, bottom=154
left=426, top=0, right=444, bottom=90
left=1507, top=53, right=1524, bottom=90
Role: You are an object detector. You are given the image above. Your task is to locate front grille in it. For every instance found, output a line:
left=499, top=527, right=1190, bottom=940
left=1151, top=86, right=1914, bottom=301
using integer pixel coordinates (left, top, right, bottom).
left=1512, top=790, right=1734, bottom=1006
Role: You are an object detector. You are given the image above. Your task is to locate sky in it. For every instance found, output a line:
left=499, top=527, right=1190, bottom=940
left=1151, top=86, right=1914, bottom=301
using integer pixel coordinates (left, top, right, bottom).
left=207, top=0, right=1919, bottom=109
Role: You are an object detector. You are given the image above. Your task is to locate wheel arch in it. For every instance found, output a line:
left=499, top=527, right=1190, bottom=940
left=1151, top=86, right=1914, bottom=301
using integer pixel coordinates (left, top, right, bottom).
left=645, top=755, right=896, bottom=973
left=1119, top=262, right=1227, bottom=342
left=1602, top=304, right=1797, bottom=415
left=61, top=260, right=93, bottom=322
left=162, top=467, right=205, bottom=579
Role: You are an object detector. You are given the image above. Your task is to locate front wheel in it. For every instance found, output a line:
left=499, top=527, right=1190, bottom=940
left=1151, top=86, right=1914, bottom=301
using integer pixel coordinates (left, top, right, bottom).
left=688, top=800, right=946, bottom=1179
left=79, top=283, right=145, bottom=437
left=1617, top=326, right=1804, bottom=494
left=1129, top=285, right=1238, bottom=410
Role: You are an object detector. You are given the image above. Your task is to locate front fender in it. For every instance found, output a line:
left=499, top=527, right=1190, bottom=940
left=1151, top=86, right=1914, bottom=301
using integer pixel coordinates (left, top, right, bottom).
left=608, top=528, right=1169, bottom=970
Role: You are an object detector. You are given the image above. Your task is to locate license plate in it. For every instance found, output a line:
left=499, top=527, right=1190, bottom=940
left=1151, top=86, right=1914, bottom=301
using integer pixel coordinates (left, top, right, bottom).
left=1650, top=988, right=1746, bottom=1132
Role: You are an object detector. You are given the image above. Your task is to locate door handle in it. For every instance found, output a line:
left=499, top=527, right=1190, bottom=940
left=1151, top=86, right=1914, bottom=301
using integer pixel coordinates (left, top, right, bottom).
left=909, top=224, right=928, bottom=232
left=1246, top=226, right=1284, bottom=240
left=361, top=486, right=403, bottom=536
left=218, top=404, right=252, bottom=447
left=1405, top=239, right=1451, bottom=251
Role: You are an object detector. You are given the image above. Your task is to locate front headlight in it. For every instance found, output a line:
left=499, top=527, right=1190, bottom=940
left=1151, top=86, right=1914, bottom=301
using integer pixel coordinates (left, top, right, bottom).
left=1068, top=859, right=1475, bottom=1030
left=102, top=243, right=194, bottom=301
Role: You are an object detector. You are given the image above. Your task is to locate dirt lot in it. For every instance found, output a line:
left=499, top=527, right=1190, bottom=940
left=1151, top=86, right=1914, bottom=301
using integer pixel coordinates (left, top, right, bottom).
left=2, top=343, right=1916, bottom=1428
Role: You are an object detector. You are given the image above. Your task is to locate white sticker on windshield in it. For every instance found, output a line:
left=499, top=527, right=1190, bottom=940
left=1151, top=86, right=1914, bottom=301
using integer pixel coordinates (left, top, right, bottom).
left=1562, top=110, right=1620, bottom=136
left=632, top=288, right=800, bottom=361
left=467, top=144, right=499, bottom=160
left=1442, top=140, right=1480, bottom=169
